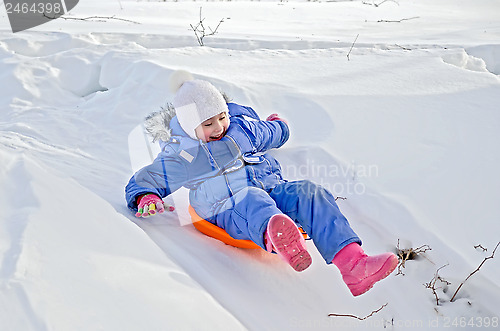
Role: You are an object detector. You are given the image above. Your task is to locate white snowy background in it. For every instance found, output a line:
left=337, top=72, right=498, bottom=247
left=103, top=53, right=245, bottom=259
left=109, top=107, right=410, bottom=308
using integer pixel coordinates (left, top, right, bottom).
left=1, top=0, right=499, bottom=330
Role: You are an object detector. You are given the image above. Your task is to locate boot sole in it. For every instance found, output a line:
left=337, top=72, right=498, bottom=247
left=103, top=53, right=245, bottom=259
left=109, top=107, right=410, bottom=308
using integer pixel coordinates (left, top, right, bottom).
left=349, top=254, right=398, bottom=296
left=268, top=215, right=312, bottom=272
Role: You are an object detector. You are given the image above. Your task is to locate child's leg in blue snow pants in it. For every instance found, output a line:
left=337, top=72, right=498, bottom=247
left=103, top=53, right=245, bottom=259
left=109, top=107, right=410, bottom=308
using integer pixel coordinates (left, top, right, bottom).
left=269, top=180, right=362, bottom=264
left=209, top=186, right=281, bottom=249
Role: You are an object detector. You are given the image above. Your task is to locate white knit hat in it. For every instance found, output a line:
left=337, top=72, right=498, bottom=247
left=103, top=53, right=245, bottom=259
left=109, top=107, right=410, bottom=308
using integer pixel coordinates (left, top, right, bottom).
left=169, top=70, right=228, bottom=139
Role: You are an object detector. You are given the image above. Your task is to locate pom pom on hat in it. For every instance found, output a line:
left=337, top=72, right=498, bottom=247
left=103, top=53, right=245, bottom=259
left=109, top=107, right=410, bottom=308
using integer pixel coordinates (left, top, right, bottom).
left=168, top=70, right=194, bottom=93
left=169, top=70, right=228, bottom=139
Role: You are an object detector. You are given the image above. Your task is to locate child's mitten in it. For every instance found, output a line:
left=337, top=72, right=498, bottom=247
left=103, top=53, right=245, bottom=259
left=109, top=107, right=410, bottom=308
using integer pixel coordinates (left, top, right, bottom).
left=136, top=193, right=169, bottom=217
left=266, top=113, right=288, bottom=125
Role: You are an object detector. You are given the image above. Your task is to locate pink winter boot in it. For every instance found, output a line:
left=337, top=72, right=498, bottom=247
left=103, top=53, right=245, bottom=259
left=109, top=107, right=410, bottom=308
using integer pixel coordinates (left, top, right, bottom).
left=265, top=214, right=312, bottom=272
left=332, top=243, right=398, bottom=296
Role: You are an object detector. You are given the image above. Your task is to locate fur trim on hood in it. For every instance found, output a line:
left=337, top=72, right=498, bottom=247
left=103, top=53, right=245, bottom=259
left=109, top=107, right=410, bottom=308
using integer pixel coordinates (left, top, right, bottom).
left=144, top=103, right=176, bottom=143
left=144, top=93, right=231, bottom=142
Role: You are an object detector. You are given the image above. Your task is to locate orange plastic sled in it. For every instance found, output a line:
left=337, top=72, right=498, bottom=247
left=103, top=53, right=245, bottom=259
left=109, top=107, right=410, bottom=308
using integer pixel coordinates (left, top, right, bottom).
left=188, top=205, right=308, bottom=249
left=189, top=205, right=261, bottom=249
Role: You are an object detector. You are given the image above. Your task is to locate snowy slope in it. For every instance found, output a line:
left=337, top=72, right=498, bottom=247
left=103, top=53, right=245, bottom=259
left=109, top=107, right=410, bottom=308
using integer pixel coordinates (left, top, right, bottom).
left=1, top=0, right=500, bottom=330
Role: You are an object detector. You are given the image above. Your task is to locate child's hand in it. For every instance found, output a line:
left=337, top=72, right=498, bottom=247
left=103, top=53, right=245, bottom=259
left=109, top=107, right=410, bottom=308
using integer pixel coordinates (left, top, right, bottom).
left=266, top=113, right=288, bottom=125
left=135, top=194, right=175, bottom=218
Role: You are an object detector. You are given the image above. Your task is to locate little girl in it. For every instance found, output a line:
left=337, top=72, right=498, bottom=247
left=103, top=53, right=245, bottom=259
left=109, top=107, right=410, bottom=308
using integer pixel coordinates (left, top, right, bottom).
left=125, top=71, right=398, bottom=296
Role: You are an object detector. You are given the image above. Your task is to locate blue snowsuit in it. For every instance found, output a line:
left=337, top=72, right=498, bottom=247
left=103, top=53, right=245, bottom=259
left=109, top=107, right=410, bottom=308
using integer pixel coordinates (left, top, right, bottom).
left=126, top=103, right=361, bottom=263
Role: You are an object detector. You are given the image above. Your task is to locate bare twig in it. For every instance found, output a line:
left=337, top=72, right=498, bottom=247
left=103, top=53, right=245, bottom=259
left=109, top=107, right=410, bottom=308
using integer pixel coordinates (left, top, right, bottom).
left=190, top=7, right=226, bottom=46
left=43, top=14, right=140, bottom=24
left=396, top=239, right=432, bottom=275
left=474, top=244, right=487, bottom=252
left=394, top=44, right=412, bottom=51
left=450, top=241, right=500, bottom=302
left=363, top=0, right=399, bottom=7
left=329, top=303, right=388, bottom=320
left=335, top=196, right=347, bottom=201
left=377, top=16, right=420, bottom=23
left=424, top=264, right=450, bottom=306
left=347, top=34, right=359, bottom=61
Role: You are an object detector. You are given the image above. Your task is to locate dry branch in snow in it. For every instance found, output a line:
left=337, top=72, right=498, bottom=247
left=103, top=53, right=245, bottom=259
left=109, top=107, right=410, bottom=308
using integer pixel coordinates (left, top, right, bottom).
left=377, top=16, right=419, bottom=23
left=362, top=0, right=399, bottom=7
left=43, top=14, right=140, bottom=24
left=450, top=242, right=500, bottom=302
left=474, top=244, right=487, bottom=252
left=190, top=7, right=226, bottom=46
left=424, top=264, right=451, bottom=306
left=396, top=240, right=432, bottom=275
left=329, top=303, right=388, bottom=320
left=347, top=34, right=359, bottom=61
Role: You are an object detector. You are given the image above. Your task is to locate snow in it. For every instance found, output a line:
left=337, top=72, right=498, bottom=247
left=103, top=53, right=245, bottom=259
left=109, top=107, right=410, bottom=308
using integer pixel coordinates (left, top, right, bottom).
left=1, top=0, right=499, bottom=330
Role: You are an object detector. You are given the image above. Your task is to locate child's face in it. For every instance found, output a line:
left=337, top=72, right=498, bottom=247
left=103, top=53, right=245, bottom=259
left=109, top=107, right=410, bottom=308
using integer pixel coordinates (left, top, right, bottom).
left=195, top=112, right=229, bottom=142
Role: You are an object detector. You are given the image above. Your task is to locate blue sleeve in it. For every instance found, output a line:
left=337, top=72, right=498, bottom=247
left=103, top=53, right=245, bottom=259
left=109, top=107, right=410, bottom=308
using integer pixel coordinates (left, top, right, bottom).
left=226, top=117, right=290, bottom=154
left=125, top=153, right=188, bottom=211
